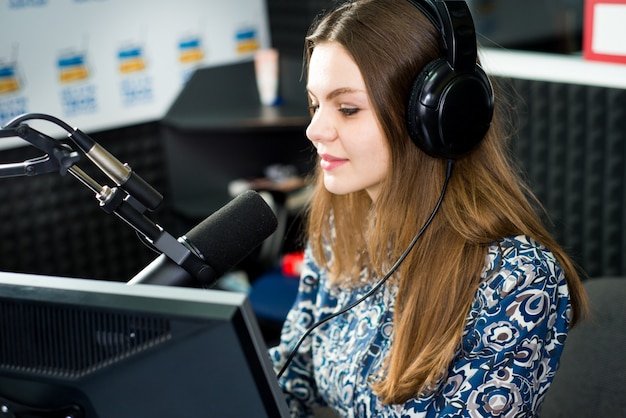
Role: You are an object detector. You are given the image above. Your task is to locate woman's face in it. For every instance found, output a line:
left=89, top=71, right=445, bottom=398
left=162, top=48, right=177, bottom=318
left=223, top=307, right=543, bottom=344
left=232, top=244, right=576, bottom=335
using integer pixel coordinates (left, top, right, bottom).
left=306, top=42, right=390, bottom=201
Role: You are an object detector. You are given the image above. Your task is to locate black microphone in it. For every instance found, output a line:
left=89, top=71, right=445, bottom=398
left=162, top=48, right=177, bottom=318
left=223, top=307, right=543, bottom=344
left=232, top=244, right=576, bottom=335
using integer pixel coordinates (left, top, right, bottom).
left=128, top=190, right=278, bottom=287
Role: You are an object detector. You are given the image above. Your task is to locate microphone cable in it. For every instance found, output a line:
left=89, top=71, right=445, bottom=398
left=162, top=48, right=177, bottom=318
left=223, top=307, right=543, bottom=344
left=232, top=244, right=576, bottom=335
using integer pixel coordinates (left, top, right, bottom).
left=4, top=112, right=74, bottom=132
left=278, top=159, right=454, bottom=378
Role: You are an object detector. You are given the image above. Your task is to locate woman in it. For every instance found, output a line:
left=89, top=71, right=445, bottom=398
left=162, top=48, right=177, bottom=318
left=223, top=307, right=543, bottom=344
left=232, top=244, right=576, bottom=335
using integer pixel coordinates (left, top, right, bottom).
left=269, top=0, right=588, bottom=416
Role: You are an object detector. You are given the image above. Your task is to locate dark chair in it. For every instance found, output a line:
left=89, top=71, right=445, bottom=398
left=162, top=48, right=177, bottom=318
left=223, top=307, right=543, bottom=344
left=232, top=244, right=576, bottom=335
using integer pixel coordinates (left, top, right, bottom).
left=540, top=277, right=626, bottom=417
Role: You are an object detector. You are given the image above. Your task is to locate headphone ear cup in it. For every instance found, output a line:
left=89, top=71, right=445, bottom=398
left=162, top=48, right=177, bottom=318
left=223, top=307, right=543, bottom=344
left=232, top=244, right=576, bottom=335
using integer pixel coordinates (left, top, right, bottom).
left=406, top=58, right=444, bottom=156
left=406, top=58, right=494, bottom=159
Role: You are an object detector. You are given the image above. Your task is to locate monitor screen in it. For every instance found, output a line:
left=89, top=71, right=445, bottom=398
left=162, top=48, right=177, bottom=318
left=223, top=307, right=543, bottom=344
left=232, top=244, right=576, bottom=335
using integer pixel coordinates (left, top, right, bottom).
left=0, top=272, right=289, bottom=417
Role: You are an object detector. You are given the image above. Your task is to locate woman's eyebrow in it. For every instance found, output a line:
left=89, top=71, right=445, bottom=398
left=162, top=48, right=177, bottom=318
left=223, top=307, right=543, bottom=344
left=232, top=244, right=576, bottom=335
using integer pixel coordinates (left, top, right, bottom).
left=307, top=87, right=366, bottom=101
left=326, top=87, right=364, bottom=100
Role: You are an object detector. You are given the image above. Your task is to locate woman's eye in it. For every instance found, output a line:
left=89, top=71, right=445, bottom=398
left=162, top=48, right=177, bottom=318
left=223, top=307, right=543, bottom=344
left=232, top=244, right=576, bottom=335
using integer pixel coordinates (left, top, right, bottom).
left=339, top=106, right=359, bottom=116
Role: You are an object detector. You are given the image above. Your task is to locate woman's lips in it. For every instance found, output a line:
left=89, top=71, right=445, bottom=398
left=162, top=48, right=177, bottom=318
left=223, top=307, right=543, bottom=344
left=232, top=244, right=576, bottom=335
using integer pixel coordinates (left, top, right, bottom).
left=319, top=154, right=348, bottom=170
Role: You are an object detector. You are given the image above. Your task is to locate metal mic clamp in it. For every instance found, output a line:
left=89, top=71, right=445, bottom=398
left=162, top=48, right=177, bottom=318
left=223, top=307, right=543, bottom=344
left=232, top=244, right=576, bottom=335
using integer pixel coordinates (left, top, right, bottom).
left=68, top=128, right=163, bottom=211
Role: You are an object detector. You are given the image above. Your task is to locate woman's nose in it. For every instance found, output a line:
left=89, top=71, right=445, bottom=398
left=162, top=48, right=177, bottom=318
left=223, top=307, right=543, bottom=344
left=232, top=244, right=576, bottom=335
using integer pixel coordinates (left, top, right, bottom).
left=306, top=110, right=336, bottom=144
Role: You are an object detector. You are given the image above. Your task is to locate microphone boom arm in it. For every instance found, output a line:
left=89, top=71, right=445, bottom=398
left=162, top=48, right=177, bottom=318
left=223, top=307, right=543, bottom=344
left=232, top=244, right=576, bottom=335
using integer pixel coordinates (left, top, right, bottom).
left=0, top=124, right=80, bottom=178
left=0, top=114, right=215, bottom=285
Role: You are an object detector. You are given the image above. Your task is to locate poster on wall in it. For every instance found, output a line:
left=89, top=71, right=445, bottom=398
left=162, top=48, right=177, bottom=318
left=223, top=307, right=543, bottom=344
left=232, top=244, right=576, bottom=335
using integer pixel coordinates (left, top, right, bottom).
left=0, top=0, right=270, bottom=146
left=583, top=0, right=626, bottom=64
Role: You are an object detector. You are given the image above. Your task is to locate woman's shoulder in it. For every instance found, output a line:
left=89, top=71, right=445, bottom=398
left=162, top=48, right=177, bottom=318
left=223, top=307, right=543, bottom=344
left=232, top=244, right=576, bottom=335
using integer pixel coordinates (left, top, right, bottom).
left=485, top=235, right=562, bottom=277
left=479, top=235, right=568, bottom=306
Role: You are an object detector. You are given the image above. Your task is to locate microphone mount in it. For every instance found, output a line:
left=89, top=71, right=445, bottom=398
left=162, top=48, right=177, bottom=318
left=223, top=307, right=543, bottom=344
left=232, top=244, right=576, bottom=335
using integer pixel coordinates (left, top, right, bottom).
left=0, top=123, right=80, bottom=177
left=0, top=113, right=214, bottom=285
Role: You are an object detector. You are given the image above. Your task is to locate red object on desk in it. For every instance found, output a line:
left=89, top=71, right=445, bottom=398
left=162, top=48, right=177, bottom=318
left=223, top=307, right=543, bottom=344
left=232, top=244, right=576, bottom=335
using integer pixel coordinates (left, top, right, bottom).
left=281, top=251, right=304, bottom=277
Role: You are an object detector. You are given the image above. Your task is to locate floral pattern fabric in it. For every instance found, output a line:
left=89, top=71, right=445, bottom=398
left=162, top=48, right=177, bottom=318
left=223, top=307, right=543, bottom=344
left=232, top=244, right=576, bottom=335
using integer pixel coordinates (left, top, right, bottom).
left=269, top=235, right=572, bottom=417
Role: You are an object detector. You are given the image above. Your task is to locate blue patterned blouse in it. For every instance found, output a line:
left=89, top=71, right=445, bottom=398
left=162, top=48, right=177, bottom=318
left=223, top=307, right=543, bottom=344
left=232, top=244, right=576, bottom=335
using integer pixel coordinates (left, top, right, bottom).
left=269, top=235, right=572, bottom=417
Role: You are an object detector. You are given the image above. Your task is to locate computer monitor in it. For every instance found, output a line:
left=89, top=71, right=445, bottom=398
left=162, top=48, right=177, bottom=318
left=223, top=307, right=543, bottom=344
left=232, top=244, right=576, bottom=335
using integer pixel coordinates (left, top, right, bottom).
left=0, top=272, right=290, bottom=417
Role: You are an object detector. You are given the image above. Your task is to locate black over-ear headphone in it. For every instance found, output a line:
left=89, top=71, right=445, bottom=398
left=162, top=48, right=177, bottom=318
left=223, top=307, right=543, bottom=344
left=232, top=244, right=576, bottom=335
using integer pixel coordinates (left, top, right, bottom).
left=405, top=0, right=494, bottom=159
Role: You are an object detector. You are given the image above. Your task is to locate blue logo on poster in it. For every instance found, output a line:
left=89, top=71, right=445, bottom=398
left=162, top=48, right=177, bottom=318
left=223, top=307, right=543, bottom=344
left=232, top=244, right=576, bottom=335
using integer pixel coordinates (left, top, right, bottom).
left=58, top=53, right=89, bottom=84
left=0, top=60, right=28, bottom=126
left=118, top=46, right=146, bottom=74
left=178, top=37, right=204, bottom=64
left=118, top=45, right=153, bottom=107
left=57, top=49, right=97, bottom=116
left=0, top=64, right=20, bottom=94
left=236, top=27, right=259, bottom=54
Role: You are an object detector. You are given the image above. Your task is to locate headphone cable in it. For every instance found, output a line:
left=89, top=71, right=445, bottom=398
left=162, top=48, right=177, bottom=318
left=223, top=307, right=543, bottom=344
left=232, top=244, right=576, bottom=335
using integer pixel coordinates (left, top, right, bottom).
left=277, top=159, right=454, bottom=379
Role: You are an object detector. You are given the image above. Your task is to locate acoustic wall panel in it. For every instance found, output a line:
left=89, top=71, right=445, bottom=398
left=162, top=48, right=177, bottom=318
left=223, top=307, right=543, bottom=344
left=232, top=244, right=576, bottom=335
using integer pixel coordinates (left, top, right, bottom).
left=500, top=76, right=625, bottom=278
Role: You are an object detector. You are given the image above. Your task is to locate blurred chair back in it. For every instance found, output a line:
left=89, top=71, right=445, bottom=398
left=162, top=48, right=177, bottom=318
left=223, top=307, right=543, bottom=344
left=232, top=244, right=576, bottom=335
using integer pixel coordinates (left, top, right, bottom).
left=540, top=277, right=626, bottom=417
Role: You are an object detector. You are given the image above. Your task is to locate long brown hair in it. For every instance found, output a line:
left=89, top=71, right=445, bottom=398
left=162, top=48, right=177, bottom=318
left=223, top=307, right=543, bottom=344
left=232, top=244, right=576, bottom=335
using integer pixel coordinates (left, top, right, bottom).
left=304, top=0, right=588, bottom=405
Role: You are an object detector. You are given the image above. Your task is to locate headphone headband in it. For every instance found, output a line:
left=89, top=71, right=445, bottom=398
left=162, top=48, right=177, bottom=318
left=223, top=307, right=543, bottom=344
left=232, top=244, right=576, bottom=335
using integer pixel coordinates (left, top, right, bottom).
left=406, top=0, right=477, bottom=72
left=405, top=0, right=494, bottom=159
